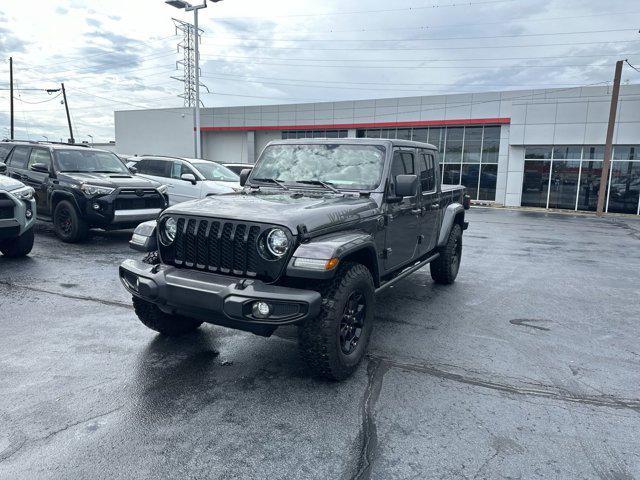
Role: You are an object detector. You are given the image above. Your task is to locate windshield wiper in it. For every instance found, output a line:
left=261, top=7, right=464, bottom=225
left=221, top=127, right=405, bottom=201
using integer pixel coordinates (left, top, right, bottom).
left=251, top=177, right=289, bottom=190
left=295, top=179, right=341, bottom=193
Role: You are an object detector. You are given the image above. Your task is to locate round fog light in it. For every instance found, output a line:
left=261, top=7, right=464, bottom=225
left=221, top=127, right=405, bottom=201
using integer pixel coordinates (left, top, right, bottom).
left=253, top=301, right=272, bottom=318
left=25, top=209, right=33, bottom=219
left=92, top=203, right=100, bottom=210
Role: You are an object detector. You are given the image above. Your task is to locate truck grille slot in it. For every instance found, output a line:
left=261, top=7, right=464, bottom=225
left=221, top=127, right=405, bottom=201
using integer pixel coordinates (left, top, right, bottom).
left=114, top=195, right=164, bottom=210
left=160, top=216, right=290, bottom=282
left=0, top=195, right=14, bottom=219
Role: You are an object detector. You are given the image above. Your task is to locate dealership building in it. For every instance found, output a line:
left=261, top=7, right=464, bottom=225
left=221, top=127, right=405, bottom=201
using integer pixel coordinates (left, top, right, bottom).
left=115, top=83, right=640, bottom=215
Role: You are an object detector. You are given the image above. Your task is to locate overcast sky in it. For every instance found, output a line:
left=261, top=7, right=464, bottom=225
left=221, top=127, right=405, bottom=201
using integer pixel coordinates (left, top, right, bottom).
left=1, top=0, right=639, bottom=142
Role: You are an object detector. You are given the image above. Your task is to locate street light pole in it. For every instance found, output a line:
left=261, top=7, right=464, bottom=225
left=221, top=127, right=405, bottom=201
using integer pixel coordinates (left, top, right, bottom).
left=88, top=134, right=94, bottom=146
left=166, top=0, right=221, bottom=158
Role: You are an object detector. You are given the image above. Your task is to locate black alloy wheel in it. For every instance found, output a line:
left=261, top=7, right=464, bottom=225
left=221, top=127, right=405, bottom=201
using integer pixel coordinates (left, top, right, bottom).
left=339, top=291, right=366, bottom=355
left=55, top=205, right=73, bottom=237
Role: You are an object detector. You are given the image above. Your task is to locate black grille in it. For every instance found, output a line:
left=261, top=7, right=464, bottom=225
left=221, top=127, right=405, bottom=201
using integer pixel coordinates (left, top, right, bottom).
left=0, top=195, right=13, bottom=219
left=160, top=216, right=290, bottom=282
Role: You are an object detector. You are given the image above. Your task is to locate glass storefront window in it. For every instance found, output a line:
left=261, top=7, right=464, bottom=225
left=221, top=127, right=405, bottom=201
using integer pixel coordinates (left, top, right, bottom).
left=548, top=160, right=580, bottom=209
left=525, top=146, right=553, bottom=159
left=427, top=128, right=444, bottom=151
left=442, top=163, right=461, bottom=185
left=463, top=127, right=482, bottom=163
left=461, top=164, right=480, bottom=198
left=552, top=146, right=582, bottom=159
left=577, top=161, right=603, bottom=211
left=482, top=126, right=500, bottom=163
left=613, top=146, right=639, bottom=161
left=444, top=127, right=463, bottom=163
left=608, top=161, right=640, bottom=214
left=521, top=160, right=551, bottom=208
left=396, top=128, right=411, bottom=140
left=412, top=128, right=428, bottom=142
left=381, top=128, right=396, bottom=139
left=584, top=146, right=604, bottom=160
left=479, top=164, right=498, bottom=200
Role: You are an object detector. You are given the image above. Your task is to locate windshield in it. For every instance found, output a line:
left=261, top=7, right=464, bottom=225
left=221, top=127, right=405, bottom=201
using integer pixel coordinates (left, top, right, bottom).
left=193, top=162, right=239, bottom=182
left=251, top=144, right=386, bottom=190
left=55, top=150, right=130, bottom=174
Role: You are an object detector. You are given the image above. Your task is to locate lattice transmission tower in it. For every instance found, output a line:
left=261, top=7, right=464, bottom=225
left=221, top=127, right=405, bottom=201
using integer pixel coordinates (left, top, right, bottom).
left=171, top=18, right=204, bottom=107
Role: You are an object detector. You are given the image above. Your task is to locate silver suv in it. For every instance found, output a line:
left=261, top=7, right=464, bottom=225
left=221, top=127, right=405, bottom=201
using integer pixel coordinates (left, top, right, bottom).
left=0, top=165, right=36, bottom=257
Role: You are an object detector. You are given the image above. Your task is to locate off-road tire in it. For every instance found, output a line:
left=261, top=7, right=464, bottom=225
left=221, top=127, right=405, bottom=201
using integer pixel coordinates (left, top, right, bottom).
left=132, top=296, right=203, bottom=336
left=53, top=200, right=88, bottom=243
left=0, top=227, right=35, bottom=257
left=430, top=223, right=462, bottom=285
left=298, top=262, right=375, bottom=381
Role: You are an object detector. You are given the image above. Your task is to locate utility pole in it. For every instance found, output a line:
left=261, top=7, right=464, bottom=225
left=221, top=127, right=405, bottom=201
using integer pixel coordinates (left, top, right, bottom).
left=9, top=57, right=14, bottom=139
left=61, top=83, right=74, bottom=144
left=596, top=60, right=623, bottom=217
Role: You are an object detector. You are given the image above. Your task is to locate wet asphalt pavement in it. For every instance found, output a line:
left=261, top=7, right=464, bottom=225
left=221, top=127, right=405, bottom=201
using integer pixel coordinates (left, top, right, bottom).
left=1, top=207, right=639, bottom=479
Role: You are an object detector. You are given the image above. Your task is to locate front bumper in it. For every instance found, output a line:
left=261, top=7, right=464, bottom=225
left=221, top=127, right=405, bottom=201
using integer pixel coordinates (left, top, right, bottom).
left=0, top=192, right=36, bottom=236
left=119, top=259, right=322, bottom=335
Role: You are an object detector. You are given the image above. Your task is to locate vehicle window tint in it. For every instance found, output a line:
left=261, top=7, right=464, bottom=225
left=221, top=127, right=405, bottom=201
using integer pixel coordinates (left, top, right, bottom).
left=144, top=159, right=171, bottom=178
left=418, top=152, right=436, bottom=192
left=27, top=148, right=52, bottom=170
left=401, top=152, right=415, bottom=174
left=0, top=144, right=13, bottom=161
left=8, top=146, right=30, bottom=169
left=170, top=161, right=196, bottom=179
left=391, top=151, right=407, bottom=178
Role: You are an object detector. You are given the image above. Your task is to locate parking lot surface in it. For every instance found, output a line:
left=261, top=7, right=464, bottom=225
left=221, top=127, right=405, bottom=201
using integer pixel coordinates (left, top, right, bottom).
left=1, top=208, right=639, bottom=479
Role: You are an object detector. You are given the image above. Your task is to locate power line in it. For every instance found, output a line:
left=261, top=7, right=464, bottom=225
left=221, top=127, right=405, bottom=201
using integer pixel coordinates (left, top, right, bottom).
left=214, top=10, right=640, bottom=35
left=212, top=28, right=639, bottom=43
left=204, top=39, right=640, bottom=52
left=13, top=92, right=62, bottom=104
left=626, top=59, right=640, bottom=72
left=212, top=0, right=518, bottom=19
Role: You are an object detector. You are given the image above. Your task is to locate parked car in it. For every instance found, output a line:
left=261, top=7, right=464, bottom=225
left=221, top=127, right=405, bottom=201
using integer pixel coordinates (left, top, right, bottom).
left=131, top=156, right=241, bottom=205
left=3, top=144, right=169, bottom=243
left=220, top=163, right=253, bottom=175
left=0, top=163, right=36, bottom=257
left=120, top=138, right=468, bottom=380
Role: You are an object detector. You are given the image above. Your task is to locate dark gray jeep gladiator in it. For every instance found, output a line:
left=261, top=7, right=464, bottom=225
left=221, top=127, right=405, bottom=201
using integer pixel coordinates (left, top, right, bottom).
left=119, top=139, right=469, bottom=380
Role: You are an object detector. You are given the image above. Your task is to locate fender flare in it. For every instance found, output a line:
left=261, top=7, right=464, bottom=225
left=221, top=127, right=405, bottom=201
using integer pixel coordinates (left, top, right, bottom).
left=287, top=231, right=379, bottom=283
left=437, top=203, right=465, bottom=247
left=51, top=191, right=82, bottom=214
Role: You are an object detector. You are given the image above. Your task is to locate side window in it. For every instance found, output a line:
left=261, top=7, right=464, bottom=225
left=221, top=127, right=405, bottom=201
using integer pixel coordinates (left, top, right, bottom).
left=7, top=146, right=31, bottom=169
left=171, top=161, right=196, bottom=179
left=418, top=152, right=436, bottom=192
left=27, top=148, right=52, bottom=170
left=135, top=159, right=150, bottom=174
left=145, top=160, right=171, bottom=178
left=0, top=145, right=13, bottom=162
left=391, top=151, right=406, bottom=178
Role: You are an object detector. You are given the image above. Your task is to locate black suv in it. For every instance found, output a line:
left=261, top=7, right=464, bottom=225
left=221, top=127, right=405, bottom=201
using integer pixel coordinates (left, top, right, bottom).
left=120, top=139, right=468, bottom=380
left=3, top=143, right=169, bottom=242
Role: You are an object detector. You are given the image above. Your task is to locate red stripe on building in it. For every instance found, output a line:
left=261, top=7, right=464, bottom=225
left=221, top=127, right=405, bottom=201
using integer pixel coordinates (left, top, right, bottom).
left=199, top=117, right=510, bottom=132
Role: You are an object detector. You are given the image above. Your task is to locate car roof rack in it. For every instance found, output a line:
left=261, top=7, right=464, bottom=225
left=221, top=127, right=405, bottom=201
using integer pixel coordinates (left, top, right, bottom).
left=39, top=141, right=91, bottom=147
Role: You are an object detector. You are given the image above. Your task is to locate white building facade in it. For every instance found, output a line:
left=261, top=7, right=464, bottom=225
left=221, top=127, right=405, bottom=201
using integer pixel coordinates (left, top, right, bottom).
left=115, top=84, right=640, bottom=215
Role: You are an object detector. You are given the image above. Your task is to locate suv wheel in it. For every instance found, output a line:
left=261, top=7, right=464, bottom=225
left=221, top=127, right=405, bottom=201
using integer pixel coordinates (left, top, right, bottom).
left=430, top=223, right=462, bottom=285
left=298, top=262, right=375, bottom=381
left=132, top=296, right=203, bottom=336
left=0, top=227, right=35, bottom=257
left=53, top=200, right=88, bottom=243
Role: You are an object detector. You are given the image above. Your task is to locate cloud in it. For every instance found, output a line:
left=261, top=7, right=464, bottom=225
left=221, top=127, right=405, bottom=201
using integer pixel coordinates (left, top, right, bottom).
left=55, top=6, right=68, bottom=15
left=86, top=18, right=102, bottom=28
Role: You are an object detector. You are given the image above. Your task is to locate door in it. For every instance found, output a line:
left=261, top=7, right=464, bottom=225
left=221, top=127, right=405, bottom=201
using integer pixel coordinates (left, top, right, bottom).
left=417, top=150, right=441, bottom=253
left=169, top=161, right=201, bottom=204
left=6, top=146, right=31, bottom=182
left=384, top=150, right=420, bottom=271
left=25, top=148, right=53, bottom=215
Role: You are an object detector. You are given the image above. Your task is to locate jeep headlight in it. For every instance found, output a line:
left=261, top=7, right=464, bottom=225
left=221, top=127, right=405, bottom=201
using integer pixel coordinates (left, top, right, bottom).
left=80, top=184, right=115, bottom=196
left=12, top=186, right=35, bottom=200
left=161, top=217, right=178, bottom=245
left=266, top=228, right=289, bottom=258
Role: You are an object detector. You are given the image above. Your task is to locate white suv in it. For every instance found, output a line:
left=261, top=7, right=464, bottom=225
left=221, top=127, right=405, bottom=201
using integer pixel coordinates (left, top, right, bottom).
left=0, top=165, right=36, bottom=257
left=130, top=156, right=241, bottom=205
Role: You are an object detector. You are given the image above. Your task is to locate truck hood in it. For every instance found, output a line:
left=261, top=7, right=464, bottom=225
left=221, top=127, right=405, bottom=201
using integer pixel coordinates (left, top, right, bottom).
left=57, top=172, right=161, bottom=189
left=164, top=190, right=380, bottom=233
left=0, top=174, right=26, bottom=192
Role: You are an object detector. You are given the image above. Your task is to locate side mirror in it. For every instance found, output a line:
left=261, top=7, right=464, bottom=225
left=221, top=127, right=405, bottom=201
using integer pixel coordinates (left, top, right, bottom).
left=181, top=173, right=197, bottom=185
left=239, top=168, right=251, bottom=187
left=394, top=174, right=419, bottom=198
left=30, top=163, right=49, bottom=174
left=0, top=163, right=6, bottom=174
left=128, top=166, right=138, bottom=174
